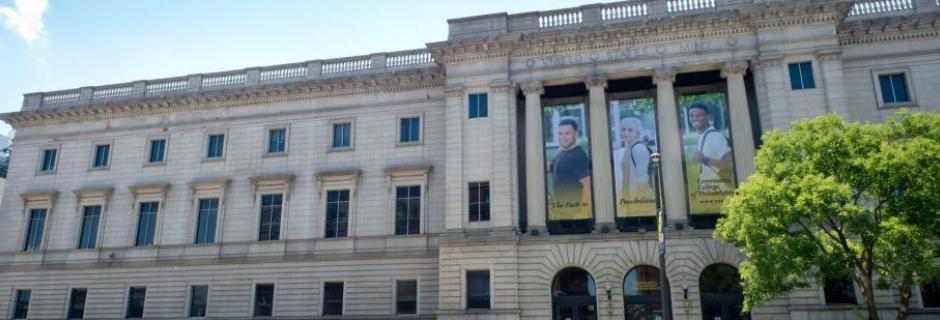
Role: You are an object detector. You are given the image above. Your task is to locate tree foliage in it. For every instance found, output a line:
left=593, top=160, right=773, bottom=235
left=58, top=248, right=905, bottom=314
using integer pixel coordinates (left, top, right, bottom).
left=715, top=112, right=940, bottom=320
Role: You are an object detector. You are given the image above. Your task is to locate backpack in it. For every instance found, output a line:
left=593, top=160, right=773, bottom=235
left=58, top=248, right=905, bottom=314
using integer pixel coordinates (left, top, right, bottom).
left=630, top=142, right=656, bottom=185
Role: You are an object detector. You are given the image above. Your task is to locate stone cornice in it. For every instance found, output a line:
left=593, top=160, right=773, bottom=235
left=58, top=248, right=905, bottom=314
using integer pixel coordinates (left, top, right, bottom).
left=838, top=12, right=940, bottom=46
left=739, top=0, right=855, bottom=30
left=2, top=67, right=444, bottom=129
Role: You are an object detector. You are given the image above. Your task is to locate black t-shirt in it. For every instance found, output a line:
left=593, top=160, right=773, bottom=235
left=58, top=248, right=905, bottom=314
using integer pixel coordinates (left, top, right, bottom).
left=551, top=146, right=591, bottom=195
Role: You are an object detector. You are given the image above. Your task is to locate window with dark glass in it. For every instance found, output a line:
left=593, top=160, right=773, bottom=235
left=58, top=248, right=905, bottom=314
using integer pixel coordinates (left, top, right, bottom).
left=879, top=73, right=911, bottom=104
left=135, top=202, right=159, bottom=247
left=395, top=186, right=421, bottom=235
left=189, top=285, right=208, bottom=318
left=323, top=282, right=344, bottom=316
left=68, top=288, right=87, bottom=319
left=469, top=93, right=488, bottom=118
left=12, top=289, right=30, bottom=319
left=824, top=277, right=857, bottom=305
left=23, top=209, right=46, bottom=252
left=325, top=190, right=349, bottom=238
left=466, top=270, right=490, bottom=309
left=396, top=280, right=418, bottom=315
left=332, top=122, right=352, bottom=149
left=40, top=149, right=57, bottom=172
left=126, top=287, right=146, bottom=318
left=92, top=144, right=110, bottom=168
left=78, top=205, right=101, bottom=249
left=922, top=274, right=940, bottom=308
left=399, top=117, right=421, bottom=143
left=468, top=182, right=490, bottom=222
left=258, top=194, right=282, bottom=241
left=699, top=264, right=746, bottom=320
left=148, top=139, right=166, bottom=163
left=788, top=62, right=815, bottom=90
left=623, top=266, right=662, bottom=320
left=206, top=134, right=225, bottom=159
left=253, top=284, right=274, bottom=317
left=195, top=198, right=218, bottom=244
left=267, top=128, right=287, bottom=154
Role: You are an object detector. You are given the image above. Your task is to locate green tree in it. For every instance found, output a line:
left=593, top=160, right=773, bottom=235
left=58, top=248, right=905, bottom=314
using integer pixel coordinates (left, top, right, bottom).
left=715, top=112, right=940, bottom=320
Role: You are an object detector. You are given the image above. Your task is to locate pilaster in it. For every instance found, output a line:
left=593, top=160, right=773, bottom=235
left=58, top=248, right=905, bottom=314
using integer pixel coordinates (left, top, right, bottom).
left=521, top=81, right=546, bottom=235
left=490, top=81, right=515, bottom=230
left=444, top=85, right=466, bottom=234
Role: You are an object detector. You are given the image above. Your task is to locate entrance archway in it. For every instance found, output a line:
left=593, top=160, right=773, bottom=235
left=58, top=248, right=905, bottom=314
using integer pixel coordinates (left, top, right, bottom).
left=552, top=267, right=598, bottom=320
left=699, top=263, right=748, bottom=320
left=623, top=265, right=662, bottom=320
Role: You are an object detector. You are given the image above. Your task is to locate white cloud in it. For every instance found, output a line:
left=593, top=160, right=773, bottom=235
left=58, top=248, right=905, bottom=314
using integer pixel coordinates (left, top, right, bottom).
left=0, top=0, right=48, bottom=44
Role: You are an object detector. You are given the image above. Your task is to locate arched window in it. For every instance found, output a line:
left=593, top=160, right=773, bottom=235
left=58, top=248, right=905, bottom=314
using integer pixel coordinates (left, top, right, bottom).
left=699, top=263, right=747, bottom=320
left=623, top=265, right=663, bottom=320
left=552, top=267, right=597, bottom=320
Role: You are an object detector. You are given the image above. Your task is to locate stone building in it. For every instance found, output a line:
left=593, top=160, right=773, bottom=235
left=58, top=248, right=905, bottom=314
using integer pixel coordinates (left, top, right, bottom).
left=1, top=0, right=939, bottom=319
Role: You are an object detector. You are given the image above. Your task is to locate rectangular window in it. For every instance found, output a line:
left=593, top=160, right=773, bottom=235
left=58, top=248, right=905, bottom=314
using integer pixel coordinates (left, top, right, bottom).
left=469, top=93, right=488, bottom=118
left=468, top=182, right=490, bottom=222
left=258, top=194, right=282, bottom=241
left=135, top=202, right=159, bottom=247
left=126, top=287, right=146, bottom=318
left=253, top=284, right=274, bottom=317
left=879, top=73, right=911, bottom=104
left=395, top=186, right=421, bottom=235
left=325, top=190, right=349, bottom=238
left=824, top=278, right=857, bottom=305
left=188, top=285, right=208, bottom=318
left=40, top=149, right=57, bottom=172
left=67, top=288, right=87, bottom=319
left=331, top=122, right=352, bottom=149
left=322, top=282, right=344, bottom=316
left=92, top=144, right=110, bottom=168
left=148, top=139, right=166, bottom=163
left=195, top=198, right=219, bottom=244
left=267, top=128, right=287, bottom=154
left=23, top=209, right=46, bottom=251
left=399, top=117, right=421, bottom=144
left=206, top=134, right=225, bottom=159
left=12, top=289, right=30, bottom=319
left=788, top=62, right=816, bottom=90
left=396, top=280, right=418, bottom=315
left=78, top=205, right=102, bottom=249
left=466, top=270, right=490, bottom=309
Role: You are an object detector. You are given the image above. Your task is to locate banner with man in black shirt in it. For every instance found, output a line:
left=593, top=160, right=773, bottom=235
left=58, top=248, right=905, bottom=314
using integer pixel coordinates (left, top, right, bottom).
left=543, top=104, right=594, bottom=222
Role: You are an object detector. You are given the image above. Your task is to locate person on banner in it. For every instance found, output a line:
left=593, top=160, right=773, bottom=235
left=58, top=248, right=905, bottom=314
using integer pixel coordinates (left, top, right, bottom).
left=548, top=118, right=592, bottom=219
left=687, top=103, right=734, bottom=191
left=613, top=117, right=656, bottom=216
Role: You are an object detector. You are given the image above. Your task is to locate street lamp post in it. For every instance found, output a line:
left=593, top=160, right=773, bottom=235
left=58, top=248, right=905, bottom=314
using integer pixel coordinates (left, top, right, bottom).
left=650, top=152, right=673, bottom=320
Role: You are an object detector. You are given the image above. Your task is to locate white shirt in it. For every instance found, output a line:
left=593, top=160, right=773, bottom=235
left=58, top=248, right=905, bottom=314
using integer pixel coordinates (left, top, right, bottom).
left=613, top=143, right=651, bottom=200
left=696, top=126, right=731, bottom=180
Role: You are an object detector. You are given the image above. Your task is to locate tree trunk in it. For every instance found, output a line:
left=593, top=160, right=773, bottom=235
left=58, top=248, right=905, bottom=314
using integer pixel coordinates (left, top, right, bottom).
left=858, top=275, right=881, bottom=320
left=896, top=286, right=911, bottom=320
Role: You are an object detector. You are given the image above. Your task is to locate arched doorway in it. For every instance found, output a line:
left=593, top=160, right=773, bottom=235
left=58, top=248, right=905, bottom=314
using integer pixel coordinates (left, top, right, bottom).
left=699, top=263, right=748, bottom=320
left=623, top=265, right=663, bottom=320
left=552, top=267, right=598, bottom=320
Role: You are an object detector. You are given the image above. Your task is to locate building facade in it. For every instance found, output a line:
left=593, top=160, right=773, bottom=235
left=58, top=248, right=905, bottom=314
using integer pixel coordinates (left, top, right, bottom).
left=1, top=0, right=940, bottom=319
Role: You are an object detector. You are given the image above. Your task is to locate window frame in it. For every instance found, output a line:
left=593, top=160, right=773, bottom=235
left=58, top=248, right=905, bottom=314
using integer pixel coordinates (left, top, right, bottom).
left=316, top=170, right=359, bottom=238
left=124, top=286, right=147, bottom=319
left=822, top=277, right=859, bottom=305
left=144, top=136, right=169, bottom=166
left=329, top=119, right=355, bottom=151
left=204, top=131, right=228, bottom=161
left=871, top=67, right=917, bottom=109
left=385, top=167, right=429, bottom=236
left=89, top=142, right=113, bottom=170
left=321, top=281, right=345, bottom=316
left=468, top=92, right=489, bottom=119
left=787, top=61, right=816, bottom=90
left=190, top=180, right=228, bottom=246
left=251, top=282, right=276, bottom=318
left=194, top=198, right=220, bottom=245
left=394, top=278, right=420, bottom=315
left=22, top=208, right=48, bottom=252
left=66, top=287, right=88, bottom=320
left=324, top=189, right=351, bottom=238
left=185, top=284, right=210, bottom=319
left=19, top=193, right=56, bottom=252
left=250, top=176, right=292, bottom=242
left=396, top=113, right=424, bottom=146
left=128, top=184, right=169, bottom=247
left=257, top=194, right=284, bottom=241
left=36, top=145, right=60, bottom=174
left=264, top=125, right=289, bottom=156
left=467, top=181, right=491, bottom=223
left=464, top=269, right=492, bottom=310
left=77, top=205, right=103, bottom=250
left=11, top=288, right=31, bottom=320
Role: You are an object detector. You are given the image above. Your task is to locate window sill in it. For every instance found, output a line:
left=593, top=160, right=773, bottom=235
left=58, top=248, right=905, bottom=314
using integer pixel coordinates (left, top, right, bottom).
left=396, top=141, right=423, bottom=148
left=202, top=157, right=225, bottom=163
left=143, top=161, right=166, bottom=168
left=35, top=170, right=57, bottom=176
left=88, top=166, right=110, bottom=172
left=877, top=102, right=917, bottom=110
left=262, top=152, right=288, bottom=158
left=327, top=147, right=354, bottom=153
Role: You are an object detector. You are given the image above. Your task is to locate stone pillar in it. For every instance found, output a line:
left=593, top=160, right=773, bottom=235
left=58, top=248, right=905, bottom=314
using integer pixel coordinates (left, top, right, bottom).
left=444, top=85, right=466, bottom=234
left=586, top=75, right=615, bottom=233
left=721, top=61, right=757, bottom=181
left=816, top=49, right=851, bottom=119
left=490, top=81, right=515, bottom=232
left=653, top=67, right=688, bottom=226
left=522, top=81, right=547, bottom=235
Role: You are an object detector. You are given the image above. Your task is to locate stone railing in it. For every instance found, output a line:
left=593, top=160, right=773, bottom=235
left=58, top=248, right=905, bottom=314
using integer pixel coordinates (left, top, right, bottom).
left=21, top=48, right=438, bottom=110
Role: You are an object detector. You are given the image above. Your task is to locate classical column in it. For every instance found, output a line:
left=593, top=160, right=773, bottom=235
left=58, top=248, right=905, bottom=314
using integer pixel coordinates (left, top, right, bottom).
left=522, top=81, right=547, bottom=235
left=653, top=67, right=688, bottom=226
left=585, top=75, right=615, bottom=233
left=721, top=61, right=757, bottom=181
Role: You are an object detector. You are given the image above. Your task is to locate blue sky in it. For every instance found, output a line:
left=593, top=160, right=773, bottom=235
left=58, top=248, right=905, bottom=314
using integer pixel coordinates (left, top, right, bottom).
left=0, top=0, right=587, bottom=136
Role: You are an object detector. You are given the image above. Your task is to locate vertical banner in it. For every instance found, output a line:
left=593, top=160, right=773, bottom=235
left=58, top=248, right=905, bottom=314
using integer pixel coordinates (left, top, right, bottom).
left=609, top=98, right=658, bottom=218
left=678, top=92, right=737, bottom=215
left=543, top=103, right=594, bottom=221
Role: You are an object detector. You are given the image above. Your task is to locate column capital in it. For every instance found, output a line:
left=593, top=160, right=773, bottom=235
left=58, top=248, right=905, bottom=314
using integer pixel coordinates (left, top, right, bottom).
left=652, top=67, right=677, bottom=83
left=720, top=60, right=749, bottom=78
left=584, top=74, right=607, bottom=89
left=445, top=85, right=464, bottom=97
left=520, top=81, right=544, bottom=96
left=488, top=80, right=514, bottom=93
left=814, top=47, right=843, bottom=62
left=753, top=53, right=784, bottom=69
